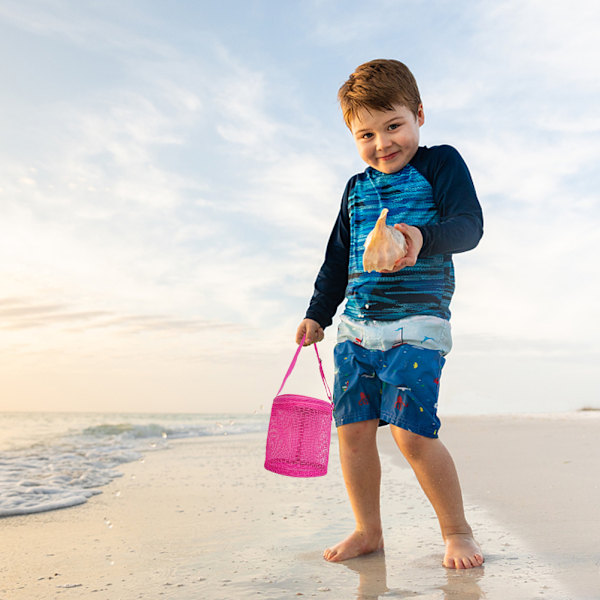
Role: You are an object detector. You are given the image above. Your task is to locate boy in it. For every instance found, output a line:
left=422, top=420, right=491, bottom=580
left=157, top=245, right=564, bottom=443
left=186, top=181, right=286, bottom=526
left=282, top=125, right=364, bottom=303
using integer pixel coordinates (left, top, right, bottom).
left=295, top=59, right=484, bottom=569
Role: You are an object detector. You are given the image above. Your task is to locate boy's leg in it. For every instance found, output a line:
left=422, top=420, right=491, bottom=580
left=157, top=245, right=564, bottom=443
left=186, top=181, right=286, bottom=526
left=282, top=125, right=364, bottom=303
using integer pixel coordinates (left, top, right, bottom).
left=323, top=418, right=384, bottom=562
left=390, top=426, right=484, bottom=569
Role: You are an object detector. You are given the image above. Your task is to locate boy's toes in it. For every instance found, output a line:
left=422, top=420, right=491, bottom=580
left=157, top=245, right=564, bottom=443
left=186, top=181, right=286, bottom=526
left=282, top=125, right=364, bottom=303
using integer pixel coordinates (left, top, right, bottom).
left=323, top=547, right=338, bottom=562
left=443, top=534, right=484, bottom=570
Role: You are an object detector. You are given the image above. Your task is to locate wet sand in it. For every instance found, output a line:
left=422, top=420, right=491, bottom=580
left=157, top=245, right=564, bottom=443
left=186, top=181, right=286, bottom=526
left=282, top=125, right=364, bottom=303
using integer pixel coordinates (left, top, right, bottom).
left=428, top=413, right=600, bottom=599
left=1, top=414, right=598, bottom=599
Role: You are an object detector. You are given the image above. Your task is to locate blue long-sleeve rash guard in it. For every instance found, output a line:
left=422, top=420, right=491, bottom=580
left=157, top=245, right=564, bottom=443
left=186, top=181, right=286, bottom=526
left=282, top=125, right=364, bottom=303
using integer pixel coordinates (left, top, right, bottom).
left=305, top=145, right=483, bottom=329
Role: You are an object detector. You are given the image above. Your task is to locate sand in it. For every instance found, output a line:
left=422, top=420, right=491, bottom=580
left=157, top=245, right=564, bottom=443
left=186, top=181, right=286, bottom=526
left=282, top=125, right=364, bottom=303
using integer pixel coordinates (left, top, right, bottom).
left=428, top=414, right=600, bottom=599
left=1, top=414, right=599, bottom=599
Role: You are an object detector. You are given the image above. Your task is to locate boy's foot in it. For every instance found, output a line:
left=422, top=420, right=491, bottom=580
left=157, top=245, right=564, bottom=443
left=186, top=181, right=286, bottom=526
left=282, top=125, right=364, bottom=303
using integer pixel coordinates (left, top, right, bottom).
left=323, top=530, right=384, bottom=562
left=443, top=533, right=484, bottom=569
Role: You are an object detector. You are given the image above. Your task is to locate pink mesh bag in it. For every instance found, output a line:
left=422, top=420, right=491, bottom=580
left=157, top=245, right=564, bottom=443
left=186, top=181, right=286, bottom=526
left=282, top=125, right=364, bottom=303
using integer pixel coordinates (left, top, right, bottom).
left=264, top=334, right=333, bottom=477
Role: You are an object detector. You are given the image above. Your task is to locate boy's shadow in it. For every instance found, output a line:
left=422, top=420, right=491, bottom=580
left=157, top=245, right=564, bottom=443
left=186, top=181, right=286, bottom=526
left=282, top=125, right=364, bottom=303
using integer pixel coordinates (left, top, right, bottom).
left=343, top=551, right=484, bottom=600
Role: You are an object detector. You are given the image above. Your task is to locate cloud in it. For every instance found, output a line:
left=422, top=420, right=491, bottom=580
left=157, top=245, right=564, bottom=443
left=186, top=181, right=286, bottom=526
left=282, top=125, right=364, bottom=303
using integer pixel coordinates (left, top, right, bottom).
left=0, top=0, right=176, bottom=58
left=477, top=2, right=600, bottom=85
left=1, top=1, right=352, bottom=343
left=0, top=297, right=240, bottom=335
left=1, top=0, right=598, bottom=413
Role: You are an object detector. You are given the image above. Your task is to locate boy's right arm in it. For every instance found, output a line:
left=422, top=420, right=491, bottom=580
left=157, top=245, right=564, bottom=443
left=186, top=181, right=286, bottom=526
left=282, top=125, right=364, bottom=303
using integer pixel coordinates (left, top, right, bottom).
left=296, top=179, right=353, bottom=345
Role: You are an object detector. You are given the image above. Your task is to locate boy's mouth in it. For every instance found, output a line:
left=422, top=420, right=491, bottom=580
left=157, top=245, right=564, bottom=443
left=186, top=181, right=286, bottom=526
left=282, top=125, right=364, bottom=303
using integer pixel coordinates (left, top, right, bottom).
left=379, top=151, right=400, bottom=162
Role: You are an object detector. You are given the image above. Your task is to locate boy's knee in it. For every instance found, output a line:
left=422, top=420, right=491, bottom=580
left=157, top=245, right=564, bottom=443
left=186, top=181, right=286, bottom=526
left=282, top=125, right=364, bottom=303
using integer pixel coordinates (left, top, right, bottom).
left=391, top=426, right=433, bottom=460
left=338, top=419, right=379, bottom=450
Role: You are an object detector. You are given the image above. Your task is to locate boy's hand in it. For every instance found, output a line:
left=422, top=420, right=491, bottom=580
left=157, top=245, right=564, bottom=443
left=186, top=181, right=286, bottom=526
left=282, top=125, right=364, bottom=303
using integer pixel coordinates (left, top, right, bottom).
left=381, top=223, right=423, bottom=272
left=295, top=318, right=324, bottom=346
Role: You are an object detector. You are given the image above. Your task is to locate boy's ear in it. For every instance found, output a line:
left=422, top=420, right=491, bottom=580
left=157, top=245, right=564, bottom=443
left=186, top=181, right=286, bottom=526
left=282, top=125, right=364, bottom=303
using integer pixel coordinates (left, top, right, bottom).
left=417, top=104, right=425, bottom=127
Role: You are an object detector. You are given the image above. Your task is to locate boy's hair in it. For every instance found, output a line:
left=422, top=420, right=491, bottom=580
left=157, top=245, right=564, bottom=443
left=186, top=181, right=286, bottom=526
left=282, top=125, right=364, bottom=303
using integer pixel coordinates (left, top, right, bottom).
left=338, top=59, right=422, bottom=128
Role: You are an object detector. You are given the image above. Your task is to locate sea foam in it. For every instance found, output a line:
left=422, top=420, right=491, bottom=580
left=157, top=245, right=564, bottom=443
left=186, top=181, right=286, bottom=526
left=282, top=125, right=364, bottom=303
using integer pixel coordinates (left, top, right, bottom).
left=0, top=412, right=267, bottom=517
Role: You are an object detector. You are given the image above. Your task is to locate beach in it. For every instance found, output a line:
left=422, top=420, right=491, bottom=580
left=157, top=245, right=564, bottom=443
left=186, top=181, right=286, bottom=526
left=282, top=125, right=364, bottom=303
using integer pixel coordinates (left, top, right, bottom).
left=1, top=413, right=599, bottom=599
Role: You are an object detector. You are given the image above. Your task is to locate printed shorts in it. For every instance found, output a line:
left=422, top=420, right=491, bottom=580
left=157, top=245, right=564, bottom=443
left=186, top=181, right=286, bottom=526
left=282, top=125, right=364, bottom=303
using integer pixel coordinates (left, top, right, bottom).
left=333, top=341, right=445, bottom=438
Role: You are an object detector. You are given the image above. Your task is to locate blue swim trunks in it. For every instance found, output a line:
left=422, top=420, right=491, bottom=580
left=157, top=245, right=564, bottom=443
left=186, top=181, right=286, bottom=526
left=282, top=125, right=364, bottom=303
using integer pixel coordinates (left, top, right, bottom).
left=333, top=341, right=445, bottom=438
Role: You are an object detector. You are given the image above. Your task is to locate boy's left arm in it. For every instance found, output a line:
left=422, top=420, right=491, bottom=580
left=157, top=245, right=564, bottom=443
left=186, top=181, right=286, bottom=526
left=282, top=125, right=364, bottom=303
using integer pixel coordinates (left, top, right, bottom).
left=414, top=145, right=483, bottom=258
left=384, top=146, right=482, bottom=273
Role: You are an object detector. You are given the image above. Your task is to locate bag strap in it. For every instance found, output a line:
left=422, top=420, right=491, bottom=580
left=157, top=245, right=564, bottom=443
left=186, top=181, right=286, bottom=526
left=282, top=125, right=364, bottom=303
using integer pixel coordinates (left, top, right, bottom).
left=276, top=333, right=332, bottom=402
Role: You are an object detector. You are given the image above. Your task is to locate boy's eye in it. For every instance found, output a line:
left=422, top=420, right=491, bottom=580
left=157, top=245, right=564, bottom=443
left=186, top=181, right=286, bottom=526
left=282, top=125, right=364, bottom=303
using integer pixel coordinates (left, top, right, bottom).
left=361, top=132, right=374, bottom=140
left=388, top=123, right=401, bottom=131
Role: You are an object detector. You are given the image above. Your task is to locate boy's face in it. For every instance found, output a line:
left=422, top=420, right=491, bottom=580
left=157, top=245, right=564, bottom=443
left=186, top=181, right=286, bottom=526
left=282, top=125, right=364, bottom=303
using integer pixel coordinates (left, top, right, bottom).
left=349, top=103, right=424, bottom=174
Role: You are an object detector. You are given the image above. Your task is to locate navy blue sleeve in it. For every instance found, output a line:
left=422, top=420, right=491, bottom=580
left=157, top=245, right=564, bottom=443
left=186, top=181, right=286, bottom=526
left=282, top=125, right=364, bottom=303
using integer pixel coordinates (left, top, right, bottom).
left=410, top=145, right=483, bottom=256
left=304, top=178, right=353, bottom=329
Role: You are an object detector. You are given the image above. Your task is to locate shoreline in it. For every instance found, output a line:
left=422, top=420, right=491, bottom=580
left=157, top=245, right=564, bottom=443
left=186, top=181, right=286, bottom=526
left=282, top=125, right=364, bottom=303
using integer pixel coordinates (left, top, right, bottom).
left=1, top=414, right=598, bottom=599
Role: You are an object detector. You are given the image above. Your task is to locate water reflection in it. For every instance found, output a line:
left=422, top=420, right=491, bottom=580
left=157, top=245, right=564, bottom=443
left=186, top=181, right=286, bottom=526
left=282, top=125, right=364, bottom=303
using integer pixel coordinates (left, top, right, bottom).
left=342, top=550, right=484, bottom=600
left=343, top=551, right=389, bottom=599
left=438, top=566, right=484, bottom=599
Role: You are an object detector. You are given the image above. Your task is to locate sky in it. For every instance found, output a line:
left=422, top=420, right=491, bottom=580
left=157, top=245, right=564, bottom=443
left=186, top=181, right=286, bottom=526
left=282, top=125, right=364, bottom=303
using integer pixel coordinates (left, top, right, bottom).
left=1, top=0, right=599, bottom=415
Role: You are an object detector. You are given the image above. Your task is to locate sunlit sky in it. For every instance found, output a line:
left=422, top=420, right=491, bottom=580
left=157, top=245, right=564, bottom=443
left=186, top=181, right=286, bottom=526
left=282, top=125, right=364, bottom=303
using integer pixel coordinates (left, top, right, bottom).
left=1, top=1, right=599, bottom=414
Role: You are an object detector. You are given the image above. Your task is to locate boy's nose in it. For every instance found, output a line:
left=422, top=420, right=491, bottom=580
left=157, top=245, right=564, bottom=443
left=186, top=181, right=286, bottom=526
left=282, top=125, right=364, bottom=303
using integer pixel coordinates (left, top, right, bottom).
left=376, top=134, right=392, bottom=151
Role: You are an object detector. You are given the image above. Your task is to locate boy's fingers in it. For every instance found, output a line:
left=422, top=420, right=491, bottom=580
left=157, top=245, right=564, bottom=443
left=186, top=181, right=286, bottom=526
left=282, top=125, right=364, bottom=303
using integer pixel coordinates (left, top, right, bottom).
left=305, top=328, right=324, bottom=345
left=296, top=321, right=324, bottom=346
left=302, top=330, right=315, bottom=345
left=383, top=253, right=417, bottom=272
left=296, top=326, right=310, bottom=345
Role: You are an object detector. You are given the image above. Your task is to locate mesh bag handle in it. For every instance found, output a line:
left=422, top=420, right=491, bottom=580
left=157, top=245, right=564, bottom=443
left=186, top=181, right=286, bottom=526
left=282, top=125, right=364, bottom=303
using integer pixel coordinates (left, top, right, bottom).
left=276, top=333, right=332, bottom=402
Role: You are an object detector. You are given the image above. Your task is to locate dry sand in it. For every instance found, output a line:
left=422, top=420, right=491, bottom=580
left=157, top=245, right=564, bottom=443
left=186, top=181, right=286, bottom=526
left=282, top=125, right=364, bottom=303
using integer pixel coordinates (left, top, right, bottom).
left=1, top=414, right=599, bottom=599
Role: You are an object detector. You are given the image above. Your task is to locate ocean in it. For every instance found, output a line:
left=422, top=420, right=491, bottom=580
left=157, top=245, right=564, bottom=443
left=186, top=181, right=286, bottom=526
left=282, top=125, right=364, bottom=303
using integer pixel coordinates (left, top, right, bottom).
left=0, top=412, right=269, bottom=518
